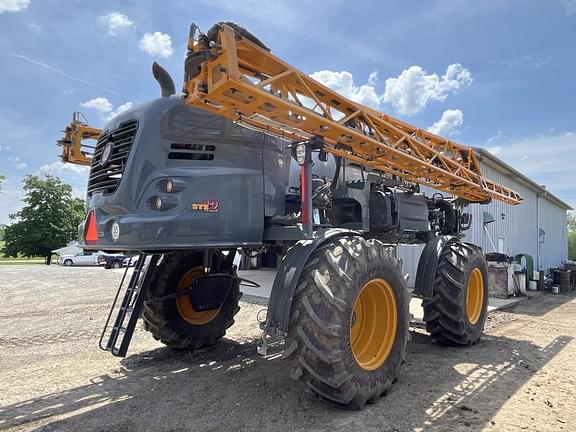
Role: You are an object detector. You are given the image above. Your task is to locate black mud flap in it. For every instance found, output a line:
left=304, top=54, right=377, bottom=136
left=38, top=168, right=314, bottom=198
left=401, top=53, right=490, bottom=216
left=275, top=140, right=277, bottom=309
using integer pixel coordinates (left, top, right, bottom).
left=413, top=235, right=458, bottom=299
left=266, top=228, right=361, bottom=333
left=187, top=274, right=235, bottom=311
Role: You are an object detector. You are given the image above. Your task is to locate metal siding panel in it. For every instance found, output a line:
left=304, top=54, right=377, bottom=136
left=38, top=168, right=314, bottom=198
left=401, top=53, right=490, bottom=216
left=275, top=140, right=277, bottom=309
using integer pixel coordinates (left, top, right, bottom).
left=538, top=198, right=569, bottom=271
left=399, top=160, right=571, bottom=284
left=468, top=162, right=538, bottom=261
left=397, top=245, right=424, bottom=288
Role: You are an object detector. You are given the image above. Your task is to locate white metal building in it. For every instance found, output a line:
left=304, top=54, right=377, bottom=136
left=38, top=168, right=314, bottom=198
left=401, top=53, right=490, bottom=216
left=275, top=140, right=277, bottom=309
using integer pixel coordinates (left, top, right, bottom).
left=398, top=148, right=572, bottom=286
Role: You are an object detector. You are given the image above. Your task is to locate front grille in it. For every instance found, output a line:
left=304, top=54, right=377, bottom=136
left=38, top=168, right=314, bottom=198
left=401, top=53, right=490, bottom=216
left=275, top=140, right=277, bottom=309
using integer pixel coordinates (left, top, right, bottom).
left=87, top=120, right=138, bottom=196
left=168, top=143, right=215, bottom=161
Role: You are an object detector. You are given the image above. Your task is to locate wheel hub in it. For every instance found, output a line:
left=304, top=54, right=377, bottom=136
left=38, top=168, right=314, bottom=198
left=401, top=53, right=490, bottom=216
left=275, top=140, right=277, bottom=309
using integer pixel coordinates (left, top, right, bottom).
left=466, top=268, right=484, bottom=325
left=176, top=267, right=221, bottom=325
left=350, top=278, right=397, bottom=371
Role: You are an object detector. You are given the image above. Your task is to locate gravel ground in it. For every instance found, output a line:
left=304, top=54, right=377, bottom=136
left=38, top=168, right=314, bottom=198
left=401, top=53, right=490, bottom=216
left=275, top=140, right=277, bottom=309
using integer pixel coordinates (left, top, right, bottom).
left=0, top=265, right=575, bottom=432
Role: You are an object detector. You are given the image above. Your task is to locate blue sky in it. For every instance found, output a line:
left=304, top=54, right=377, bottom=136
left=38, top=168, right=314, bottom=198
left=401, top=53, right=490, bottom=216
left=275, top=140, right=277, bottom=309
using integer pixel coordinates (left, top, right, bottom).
left=0, top=0, right=575, bottom=224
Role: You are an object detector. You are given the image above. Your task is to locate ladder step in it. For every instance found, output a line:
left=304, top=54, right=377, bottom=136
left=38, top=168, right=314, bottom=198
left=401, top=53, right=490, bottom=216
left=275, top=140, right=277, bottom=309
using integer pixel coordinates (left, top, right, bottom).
left=99, top=254, right=160, bottom=357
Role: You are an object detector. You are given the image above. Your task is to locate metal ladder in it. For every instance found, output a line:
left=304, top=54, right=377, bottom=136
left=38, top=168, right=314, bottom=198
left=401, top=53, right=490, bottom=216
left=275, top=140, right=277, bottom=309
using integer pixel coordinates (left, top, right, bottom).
left=99, top=254, right=160, bottom=357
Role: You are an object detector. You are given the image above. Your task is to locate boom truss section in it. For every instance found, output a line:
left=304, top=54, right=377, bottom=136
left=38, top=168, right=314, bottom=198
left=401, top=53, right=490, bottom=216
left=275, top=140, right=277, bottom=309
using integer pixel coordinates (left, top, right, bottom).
left=182, top=23, right=522, bottom=205
left=57, top=112, right=101, bottom=166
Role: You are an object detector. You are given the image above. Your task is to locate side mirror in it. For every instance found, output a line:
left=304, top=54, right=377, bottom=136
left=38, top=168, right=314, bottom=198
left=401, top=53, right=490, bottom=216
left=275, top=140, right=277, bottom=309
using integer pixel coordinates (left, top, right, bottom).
left=483, top=211, right=496, bottom=225
left=460, top=212, right=472, bottom=230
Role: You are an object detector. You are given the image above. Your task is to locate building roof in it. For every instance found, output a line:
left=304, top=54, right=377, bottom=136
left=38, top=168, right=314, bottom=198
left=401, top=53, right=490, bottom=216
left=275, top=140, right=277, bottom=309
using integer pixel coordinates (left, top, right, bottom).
left=474, top=147, right=573, bottom=210
left=52, top=243, right=82, bottom=255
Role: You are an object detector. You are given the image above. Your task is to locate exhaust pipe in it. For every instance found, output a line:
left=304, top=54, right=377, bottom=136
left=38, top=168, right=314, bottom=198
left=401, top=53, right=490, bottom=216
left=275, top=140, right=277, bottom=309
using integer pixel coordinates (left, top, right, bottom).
left=152, top=62, right=176, bottom=97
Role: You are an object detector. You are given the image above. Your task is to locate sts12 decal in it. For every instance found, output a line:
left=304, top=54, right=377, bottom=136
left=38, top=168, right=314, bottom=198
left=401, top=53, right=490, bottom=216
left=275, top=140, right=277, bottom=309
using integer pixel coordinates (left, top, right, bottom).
left=191, top=200, right=219, bottom=213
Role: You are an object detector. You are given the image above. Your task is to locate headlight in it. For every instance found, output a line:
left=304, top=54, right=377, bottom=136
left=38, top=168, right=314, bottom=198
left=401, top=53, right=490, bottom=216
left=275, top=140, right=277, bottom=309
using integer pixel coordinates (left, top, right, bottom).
left=164, top=178, right=174, bottom=193
left=295, top=143, right=307, bottom=165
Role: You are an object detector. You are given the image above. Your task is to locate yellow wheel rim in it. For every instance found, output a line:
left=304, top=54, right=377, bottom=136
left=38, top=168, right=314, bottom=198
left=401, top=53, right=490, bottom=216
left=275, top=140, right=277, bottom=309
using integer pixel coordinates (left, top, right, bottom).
left=176, top=267, right=221, bottom=325
left=350, top=278, right=397, bottom=371
left=466, top=268, right=484, bottom=325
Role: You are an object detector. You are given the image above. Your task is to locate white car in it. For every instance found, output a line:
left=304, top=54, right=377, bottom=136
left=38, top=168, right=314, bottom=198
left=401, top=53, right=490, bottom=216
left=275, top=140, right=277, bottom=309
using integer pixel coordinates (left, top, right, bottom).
left=59, top=251, right=101, bottom=266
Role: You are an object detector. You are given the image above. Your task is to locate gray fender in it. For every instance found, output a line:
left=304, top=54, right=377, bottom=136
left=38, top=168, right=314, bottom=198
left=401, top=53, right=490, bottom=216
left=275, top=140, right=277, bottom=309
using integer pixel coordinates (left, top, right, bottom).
left=266, top=228, right=361, bottom=333
left=413, top=235, right=459, bottom=299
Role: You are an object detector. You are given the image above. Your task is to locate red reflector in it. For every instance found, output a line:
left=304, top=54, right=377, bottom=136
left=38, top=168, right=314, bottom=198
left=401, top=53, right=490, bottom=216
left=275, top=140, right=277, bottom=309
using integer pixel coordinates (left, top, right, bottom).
left=85, top=210, right=99, bottom=243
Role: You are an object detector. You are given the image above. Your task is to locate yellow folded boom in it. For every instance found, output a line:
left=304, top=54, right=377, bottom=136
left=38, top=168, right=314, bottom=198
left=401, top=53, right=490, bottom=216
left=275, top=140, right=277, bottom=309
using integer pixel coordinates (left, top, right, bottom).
left=57, top=112, right=101, bottom=166
left=182, top=23, right=522, bottom=205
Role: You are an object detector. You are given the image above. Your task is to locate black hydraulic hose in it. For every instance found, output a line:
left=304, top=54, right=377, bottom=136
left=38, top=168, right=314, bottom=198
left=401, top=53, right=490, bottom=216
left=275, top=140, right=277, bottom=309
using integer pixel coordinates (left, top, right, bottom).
left=331, top=156, right=342, bottom=191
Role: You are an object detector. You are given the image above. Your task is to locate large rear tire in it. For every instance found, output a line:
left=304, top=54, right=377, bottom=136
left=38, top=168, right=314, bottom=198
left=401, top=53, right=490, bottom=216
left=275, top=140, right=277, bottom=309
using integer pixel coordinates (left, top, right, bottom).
left=284, top=237, right=410, bottom=410
left=423, top=241, right=488, bottom=345
left=142, top=252, right=241, bottom=349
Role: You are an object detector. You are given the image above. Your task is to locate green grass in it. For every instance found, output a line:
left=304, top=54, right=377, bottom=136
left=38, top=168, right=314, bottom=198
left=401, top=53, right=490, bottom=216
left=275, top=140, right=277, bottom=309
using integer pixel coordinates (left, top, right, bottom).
left=0, top=257, right=45, bottom=266
left=0, top=240, right=49, bottom=265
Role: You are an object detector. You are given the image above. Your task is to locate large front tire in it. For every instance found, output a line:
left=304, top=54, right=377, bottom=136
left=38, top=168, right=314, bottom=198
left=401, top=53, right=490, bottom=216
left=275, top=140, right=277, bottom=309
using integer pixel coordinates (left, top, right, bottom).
left=141, top=252, right=241, bottom=349
left=423, top=241, right=489, bottom=345
left=284, top=237, right=410, bottom=410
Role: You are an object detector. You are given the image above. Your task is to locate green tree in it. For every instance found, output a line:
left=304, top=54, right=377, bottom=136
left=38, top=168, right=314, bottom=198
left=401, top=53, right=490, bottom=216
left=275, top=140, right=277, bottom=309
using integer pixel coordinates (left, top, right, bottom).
left=2, top=175, right=85, bottom=264
left=569, top=213, right=576, bottom=260
left=569, top=232, right=576, bottom=261
left=568, top=213, right=576, bottom=231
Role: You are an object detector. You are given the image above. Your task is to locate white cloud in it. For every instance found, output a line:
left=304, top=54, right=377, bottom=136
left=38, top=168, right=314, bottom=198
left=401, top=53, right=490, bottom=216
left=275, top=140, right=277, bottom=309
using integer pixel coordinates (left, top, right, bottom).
left=26, top=22, right=42, bottom=32
left=310, top=70, right=381, bottom=109
left=367, top=70, right=379, bottom=86
left=7, top=156, right=27, bottom=169
left=106, top=102, right=133, bottom=120
left=487, top=130, right=506, bottom=145
left=427, top=109, right=464, bottom=136
left=566, top=132, right=574, bottom=137
left=0, top=145, right=11, bottom=152
left=80, top=97, right=133, bottom=122
left=480, top=132, right=576, bottom=207
left=139, top=32, right=173, bottom=58
left=11, top=53, right=95, bottom=87
left=383, top=64, right=473, bottom=115
left=487, top=146, right=502, bottom=156
left=100, top=12, right=135, bottom=36
left=491, top=54, right=550, bottom=70
left=0, top=0, right=30, bottom=13
left=38, top=161, right=90, bottom=177
left=562, top=0, right=576, bottom=16
left=81, top=97, right=113, bottom=114
left=10, top=53, right=135, bottom=100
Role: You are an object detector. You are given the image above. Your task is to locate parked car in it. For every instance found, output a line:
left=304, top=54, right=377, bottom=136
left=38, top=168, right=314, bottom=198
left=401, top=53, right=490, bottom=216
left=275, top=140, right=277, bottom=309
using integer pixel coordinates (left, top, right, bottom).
left=98, top=253, right=127, bottom=269
left=58, top=251, right=101, bottom=266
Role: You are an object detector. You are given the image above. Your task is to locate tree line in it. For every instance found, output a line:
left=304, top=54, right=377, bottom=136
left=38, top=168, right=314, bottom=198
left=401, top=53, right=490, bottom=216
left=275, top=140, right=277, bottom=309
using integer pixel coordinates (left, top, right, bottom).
left=1, top=175, right=85, bottom=264
left=569, top=213, right=576, bottom=261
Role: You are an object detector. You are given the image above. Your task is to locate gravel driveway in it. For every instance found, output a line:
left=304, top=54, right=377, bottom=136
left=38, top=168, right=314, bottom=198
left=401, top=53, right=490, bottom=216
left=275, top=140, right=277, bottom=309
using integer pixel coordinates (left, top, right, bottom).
left=1, top=265, right=575, bottom=431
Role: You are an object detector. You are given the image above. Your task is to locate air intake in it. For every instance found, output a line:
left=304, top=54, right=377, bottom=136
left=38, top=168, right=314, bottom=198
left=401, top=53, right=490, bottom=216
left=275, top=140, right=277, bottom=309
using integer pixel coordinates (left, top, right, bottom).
left=168, top=143, right=215, bottom=161
left=87, top=120, right=138, bottom=196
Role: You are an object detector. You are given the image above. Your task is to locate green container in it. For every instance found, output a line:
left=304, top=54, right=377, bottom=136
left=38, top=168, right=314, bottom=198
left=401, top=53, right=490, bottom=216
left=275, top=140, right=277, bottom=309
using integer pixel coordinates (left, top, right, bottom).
left=514, top=253, right=534, bottom=291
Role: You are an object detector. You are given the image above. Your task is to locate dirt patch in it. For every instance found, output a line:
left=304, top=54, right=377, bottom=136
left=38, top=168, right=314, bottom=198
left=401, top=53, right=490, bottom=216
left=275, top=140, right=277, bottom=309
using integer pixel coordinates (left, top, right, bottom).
left=1, top=266, right=575, bottom=431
